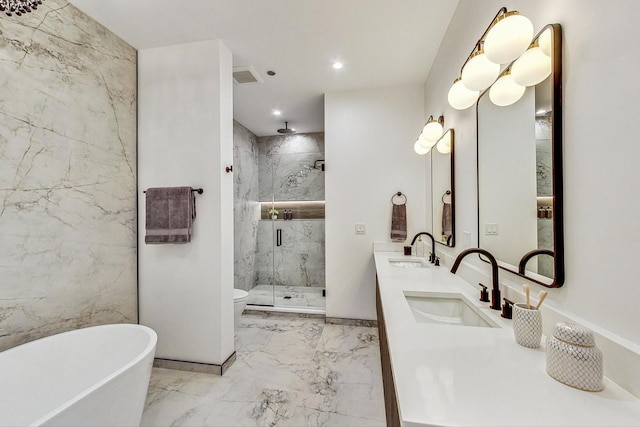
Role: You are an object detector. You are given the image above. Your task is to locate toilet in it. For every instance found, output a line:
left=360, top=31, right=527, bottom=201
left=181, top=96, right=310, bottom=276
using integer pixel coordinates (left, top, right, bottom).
left=233, top=289, right=249, bottom=329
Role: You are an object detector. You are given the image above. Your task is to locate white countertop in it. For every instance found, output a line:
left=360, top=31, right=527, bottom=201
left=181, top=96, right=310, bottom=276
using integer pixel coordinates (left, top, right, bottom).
left=374, top=250, right=640, bottom=427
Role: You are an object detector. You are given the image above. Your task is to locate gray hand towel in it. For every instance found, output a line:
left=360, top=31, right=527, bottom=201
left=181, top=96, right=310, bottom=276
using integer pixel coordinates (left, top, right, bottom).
left=442, top=202, right=453, bottom=238
left=145, top=187, right=195, bottom=244
left=390, top=203, right=407, bottom=241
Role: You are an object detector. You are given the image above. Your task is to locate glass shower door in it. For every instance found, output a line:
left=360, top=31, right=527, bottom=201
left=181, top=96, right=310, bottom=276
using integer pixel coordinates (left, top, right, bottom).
left=249, top=134, right=325, bottom=310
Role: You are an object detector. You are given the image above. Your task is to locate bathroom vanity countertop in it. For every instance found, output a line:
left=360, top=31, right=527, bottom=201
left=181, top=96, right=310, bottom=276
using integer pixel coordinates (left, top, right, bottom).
left=374, top=250, right=640, bottom=427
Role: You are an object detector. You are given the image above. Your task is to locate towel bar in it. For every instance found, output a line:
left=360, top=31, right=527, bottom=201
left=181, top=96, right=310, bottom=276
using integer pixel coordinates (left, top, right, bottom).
left=143, top=188, right=203, bottom=194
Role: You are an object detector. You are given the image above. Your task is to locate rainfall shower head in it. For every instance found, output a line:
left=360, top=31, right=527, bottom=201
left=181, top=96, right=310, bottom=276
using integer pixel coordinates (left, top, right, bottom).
left=277, top=121, right=296, bottom=134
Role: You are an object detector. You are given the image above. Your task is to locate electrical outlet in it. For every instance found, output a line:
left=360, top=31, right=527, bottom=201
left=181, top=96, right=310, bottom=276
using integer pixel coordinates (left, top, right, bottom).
left=355, top=223, right=366, bottom=235
left=485, top=223, right=499, bottom=235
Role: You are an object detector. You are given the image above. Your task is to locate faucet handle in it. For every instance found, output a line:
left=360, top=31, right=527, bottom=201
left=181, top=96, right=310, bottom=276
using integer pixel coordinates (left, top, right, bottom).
left=478, top=283, right=490, bottom=302
left=501, top=298, right=514, bottom=319
left=434, top=256, right=440, bottom=266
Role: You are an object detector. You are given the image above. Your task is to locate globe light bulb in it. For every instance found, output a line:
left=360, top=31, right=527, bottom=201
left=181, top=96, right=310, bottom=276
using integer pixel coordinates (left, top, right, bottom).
left=511, top=43, right=551, bottom=87
left=422, top=116, right=444, bottom=141
left=448, top=78, right=479, bottom=110
left=484, top=11, right=534, bottom=64
left=414, top=140, right=429, bottom=155
left=461, top=50, right=500, bottom=91
left=489, top=71, right=526, bottom=107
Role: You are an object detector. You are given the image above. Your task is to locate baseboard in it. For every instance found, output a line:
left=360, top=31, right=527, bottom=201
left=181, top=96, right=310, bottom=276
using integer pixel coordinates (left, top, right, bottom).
left=153, top=351, right=236, bottom=376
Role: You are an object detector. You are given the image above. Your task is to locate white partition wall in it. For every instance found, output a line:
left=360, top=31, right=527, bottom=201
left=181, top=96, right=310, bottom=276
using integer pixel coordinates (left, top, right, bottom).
left=138, top=39, right=234, bottom=365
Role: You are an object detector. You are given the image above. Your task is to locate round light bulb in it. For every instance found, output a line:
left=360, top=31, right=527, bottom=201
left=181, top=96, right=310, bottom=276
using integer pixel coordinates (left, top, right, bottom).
left=489, top=71, right=526, bottom=107
left=418, top=133, right=437, bottom=149
left=414, top=140, right=429, bottom=155
left=484, top=11, right=534, bottom=64
left=538, top=28, right=552, bottom=57
left=448, top=78, right=479, bottom=110
left=332, top=62, right=343, bottom=70
left=511, top=43, right=551, bottom=86
left=436, top=138, right=451, bottom=154
left=461, top=50, right=501, bottom=91
left=422, top=116, right=444, bottom=141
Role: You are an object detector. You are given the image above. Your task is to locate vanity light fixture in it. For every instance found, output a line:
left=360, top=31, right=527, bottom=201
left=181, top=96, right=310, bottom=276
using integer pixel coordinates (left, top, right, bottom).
left=511, top=41, right=552, bottom=87
left=484, top=10, right=534, bottom=64
left=421, top=115, right=445, bottom=141
left=447, top=7, right=535, bottom=110
left=413, top=115, right=444, bottom=155
left=489, top=70, right=526, bottom=107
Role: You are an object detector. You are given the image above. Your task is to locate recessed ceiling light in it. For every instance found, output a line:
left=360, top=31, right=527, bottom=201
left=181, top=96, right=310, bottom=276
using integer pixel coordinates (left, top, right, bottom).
left=273, top=110, right=282, bottom=116
left=332, top=62, right=343, bottom=70
left=267, top=70, right=276, bottom=76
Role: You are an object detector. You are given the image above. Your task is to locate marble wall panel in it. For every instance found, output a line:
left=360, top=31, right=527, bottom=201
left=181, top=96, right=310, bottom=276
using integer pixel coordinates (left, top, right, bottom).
left=0, top=1, right=137, bottom=351
left=255, top=220, right=325, bottom=288
left=258, top=133, right=325, bottom=202
left=536, top=116, right=553, bottom=196
left=233, top=121, right=260, bottom=292
left=537, top=219, right=554, bottom=278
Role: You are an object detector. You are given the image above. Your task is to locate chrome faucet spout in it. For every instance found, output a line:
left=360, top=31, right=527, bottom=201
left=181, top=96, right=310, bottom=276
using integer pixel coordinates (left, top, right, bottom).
left=451, top=248, right=501, bottom=310
left=410, top=232, right=436, bottom=263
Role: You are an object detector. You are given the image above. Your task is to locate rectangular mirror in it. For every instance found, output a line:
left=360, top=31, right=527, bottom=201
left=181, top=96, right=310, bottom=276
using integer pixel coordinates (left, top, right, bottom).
left=476, top=24, right=563, bottom=287
left=431, top=129, right=455, bottom=247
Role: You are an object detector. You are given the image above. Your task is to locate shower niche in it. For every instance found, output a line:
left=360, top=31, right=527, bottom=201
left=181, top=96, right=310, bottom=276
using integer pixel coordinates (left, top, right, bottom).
left=251, top=132, right=326, bottom=310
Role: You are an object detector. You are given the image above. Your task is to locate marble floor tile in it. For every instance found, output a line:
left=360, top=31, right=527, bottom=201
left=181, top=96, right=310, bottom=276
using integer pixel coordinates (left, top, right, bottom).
left=141, top=312, right=386, bottom=426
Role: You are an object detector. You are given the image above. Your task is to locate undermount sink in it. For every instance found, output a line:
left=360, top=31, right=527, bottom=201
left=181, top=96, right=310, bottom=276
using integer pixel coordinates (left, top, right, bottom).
left=404, top=292, right=498, bottom=328
left=388, top=258, right=430, bottom=268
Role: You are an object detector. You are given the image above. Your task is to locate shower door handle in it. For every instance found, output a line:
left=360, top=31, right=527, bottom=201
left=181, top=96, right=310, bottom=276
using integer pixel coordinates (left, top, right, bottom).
left=276, top=229, right=282, bottom=247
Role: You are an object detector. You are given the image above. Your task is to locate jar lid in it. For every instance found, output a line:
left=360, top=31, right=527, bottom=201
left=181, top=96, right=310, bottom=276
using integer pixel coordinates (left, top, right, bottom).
left=553, top=322, right=595, bottom=347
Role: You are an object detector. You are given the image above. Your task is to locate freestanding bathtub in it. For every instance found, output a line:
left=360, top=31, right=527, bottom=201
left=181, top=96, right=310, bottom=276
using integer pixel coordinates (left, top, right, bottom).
left=0, top=324, right=157, bottom=427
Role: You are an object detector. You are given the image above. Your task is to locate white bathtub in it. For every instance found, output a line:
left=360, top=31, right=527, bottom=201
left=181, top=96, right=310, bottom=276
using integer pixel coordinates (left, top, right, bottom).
left=0, top=324, right=157, bottom=427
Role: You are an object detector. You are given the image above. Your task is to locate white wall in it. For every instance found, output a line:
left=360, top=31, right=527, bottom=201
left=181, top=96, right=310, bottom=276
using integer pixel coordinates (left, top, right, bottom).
left=424, top=0, right=640, bottom=346
left=138, top=39, right=234, bottom=365
left=325, top=85, right=426, bottom=320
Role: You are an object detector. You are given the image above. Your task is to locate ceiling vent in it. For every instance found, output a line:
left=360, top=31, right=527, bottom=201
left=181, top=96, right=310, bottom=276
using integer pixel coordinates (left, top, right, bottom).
left=233, top=66, right=264, bottom=85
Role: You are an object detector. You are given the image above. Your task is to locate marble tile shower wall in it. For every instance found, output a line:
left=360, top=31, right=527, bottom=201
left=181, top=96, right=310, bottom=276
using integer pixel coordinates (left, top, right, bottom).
left=258, top=133, right=325, bottom=202
left=536, top=116, right=553, bottom=277
left=233, top=121, right=260, bottom=292
left=256, top=133, right=325, bottom=289
left=0, top=1, right=137, bottom=351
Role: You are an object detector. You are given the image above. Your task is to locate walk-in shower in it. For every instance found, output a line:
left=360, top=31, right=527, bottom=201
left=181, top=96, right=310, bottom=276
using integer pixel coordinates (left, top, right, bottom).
left=233, top=121, right=325, bottom=312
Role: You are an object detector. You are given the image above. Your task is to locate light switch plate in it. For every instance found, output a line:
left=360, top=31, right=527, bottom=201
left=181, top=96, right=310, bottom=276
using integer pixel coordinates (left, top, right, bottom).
left=355, top=223, right=366, bottom=235
left=463, top=231, right=471, bottom=247
left=485, top=223, right=499, bottom=235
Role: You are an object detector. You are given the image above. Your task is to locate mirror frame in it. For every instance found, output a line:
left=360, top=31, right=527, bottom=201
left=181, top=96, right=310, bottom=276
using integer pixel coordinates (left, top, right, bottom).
left=431, top=129, right=455, bottom=247
left=475, top=23, right=564, bottom=288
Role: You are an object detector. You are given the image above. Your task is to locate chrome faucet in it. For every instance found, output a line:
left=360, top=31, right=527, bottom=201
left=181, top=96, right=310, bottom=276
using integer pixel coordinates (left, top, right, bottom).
left=450, top=248, right=501, bottom=310
left=410, top=232, right=436, bottom=264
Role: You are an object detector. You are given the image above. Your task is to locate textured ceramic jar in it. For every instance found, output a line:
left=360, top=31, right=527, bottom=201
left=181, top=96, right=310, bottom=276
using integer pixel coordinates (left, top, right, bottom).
left=513, top=303, right=542, bottom=348
left=546, top=322, right=604, bottom=391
